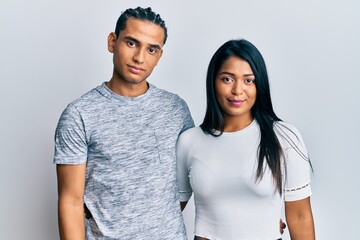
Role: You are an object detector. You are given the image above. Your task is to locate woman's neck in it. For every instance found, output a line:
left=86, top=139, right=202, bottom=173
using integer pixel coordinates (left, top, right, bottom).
left=223, top=114, right=254, bottom=132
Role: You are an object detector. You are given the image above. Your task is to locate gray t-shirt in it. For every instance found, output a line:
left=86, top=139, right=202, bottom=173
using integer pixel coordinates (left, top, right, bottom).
left=54, top=83, right=194, bottom=239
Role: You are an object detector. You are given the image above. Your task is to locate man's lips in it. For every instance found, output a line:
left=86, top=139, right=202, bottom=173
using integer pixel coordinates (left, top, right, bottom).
left=127, top=65, right=145, bottom=74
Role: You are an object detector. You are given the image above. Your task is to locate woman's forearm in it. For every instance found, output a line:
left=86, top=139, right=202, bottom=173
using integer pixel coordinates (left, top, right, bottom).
left=285, top=197, right=315, bottom=240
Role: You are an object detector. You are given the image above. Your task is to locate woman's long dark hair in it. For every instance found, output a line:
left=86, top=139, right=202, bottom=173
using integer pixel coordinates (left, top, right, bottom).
left=201, top=39, right=285, bottom=193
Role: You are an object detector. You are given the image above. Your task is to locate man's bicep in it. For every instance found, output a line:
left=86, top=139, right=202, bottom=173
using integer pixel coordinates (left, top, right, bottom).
left=54, top=104, right=88, bottom=165
left=57, top=164, right=86, bottom=201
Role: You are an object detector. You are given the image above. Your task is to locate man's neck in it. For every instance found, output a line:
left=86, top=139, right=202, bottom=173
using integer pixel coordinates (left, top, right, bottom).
left=106, top=78, right=149, bottom=97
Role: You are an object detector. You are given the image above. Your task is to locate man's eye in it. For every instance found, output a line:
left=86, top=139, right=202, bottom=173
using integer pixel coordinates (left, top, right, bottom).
left=127, top=41, right=136, bottom=47
left=148, top=48, right=157, bottom=54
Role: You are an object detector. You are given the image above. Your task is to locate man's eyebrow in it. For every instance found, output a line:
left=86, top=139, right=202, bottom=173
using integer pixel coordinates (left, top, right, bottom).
left=149, top=44, right=162, bottom=50
left=124, top=36, right=162, bottom=50
left=124, top=36, right=140, bottom=44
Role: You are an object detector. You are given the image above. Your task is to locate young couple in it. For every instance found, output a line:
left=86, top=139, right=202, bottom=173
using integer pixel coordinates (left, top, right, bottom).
left=54, top=6, right=315, bottom=240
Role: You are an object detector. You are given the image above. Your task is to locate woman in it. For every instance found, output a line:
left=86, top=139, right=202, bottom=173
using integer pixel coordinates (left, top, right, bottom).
left=177, top=39, right=315, bottom=239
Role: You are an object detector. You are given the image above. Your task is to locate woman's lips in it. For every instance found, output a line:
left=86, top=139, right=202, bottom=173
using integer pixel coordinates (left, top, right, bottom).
left=228, top=99, right=245, bottom=106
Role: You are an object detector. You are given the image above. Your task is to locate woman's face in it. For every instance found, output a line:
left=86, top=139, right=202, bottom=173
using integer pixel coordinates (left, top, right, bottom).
left=215, top=56, right=257, bottom=127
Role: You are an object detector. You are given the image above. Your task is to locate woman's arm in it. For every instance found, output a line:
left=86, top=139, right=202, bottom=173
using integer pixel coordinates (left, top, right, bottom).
left=57, top=164, right=86, bottom=240
left=285, top=197, right=315, bottom=240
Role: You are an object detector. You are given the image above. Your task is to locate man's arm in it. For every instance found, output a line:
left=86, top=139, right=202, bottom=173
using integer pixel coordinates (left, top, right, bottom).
left=57, top=164, right=86, bottom=240
left=285, top=197, right=315, bottom=240
left=279, top=219, right=286, bottom=234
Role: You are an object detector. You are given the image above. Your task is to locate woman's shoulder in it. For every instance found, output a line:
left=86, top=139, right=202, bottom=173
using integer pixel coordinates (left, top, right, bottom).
left=177, top=127, right=205, bottom=155
left=274, top=121, right=301, bottom=136
left=179, top=126, right=204, bottom=140
left=274, top=121, right=305, bottom=149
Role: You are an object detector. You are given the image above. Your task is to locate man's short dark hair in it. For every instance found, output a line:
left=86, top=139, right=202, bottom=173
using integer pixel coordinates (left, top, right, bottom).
left=115, top=7, right=168, bottom=44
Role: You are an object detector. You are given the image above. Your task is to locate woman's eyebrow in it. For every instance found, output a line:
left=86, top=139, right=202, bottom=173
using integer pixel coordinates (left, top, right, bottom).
left=217, top=71, right=235, bottom=76
left=243, top=73, right=255, bottom=77
left=217, top=72, right=254, bottom=77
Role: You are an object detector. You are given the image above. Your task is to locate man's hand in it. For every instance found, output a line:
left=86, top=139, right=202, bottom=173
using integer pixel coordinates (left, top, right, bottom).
left=280, top=219, right=287, bottom=234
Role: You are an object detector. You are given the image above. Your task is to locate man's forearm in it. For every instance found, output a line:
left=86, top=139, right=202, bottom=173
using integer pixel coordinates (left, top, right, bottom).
left=58, top=199, right=85, bottom=240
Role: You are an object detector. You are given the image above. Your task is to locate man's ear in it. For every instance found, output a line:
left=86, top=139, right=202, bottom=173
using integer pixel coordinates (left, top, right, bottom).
left=107, top=32, right=117, bottom=53
left=155, top=49, right=164, bottom=66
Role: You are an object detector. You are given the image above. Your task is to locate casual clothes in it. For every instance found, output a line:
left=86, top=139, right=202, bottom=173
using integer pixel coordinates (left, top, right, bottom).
left=177, top=120, right=312, bottom=240
left=54, top=83, right=194, bottom=239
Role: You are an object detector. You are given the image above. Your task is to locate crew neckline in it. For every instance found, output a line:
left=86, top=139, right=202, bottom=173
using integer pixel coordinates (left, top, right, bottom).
left=97, top=82, right=156, bottom=103
left=214, top=119, right=257, bottom=136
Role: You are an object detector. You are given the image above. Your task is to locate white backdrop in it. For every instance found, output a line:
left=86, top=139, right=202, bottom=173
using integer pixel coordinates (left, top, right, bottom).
left=1, top=0, right=359, bottom=239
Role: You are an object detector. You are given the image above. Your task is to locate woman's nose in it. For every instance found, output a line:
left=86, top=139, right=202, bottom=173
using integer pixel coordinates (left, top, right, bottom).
left=231, top=81, right=244, bottom=95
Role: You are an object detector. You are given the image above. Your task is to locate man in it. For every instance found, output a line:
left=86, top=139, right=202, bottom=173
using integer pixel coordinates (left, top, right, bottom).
left=54, top=7, right=194, bottom=239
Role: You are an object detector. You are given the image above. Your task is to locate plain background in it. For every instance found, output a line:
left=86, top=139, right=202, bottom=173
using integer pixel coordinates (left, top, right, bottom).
left=1, top=0, right=359, bottom=239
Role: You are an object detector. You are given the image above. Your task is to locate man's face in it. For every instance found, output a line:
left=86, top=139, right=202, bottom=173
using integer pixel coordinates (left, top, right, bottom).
left=108, top=18, right=164, bottom=86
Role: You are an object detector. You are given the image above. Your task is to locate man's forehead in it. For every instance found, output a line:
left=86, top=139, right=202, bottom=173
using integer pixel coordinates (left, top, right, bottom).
left=121, top=18, right=165, bottom=47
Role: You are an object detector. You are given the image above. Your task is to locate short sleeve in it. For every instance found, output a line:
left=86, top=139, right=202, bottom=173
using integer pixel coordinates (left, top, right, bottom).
left=53, top=104, right=88, bottom=165
left=176, top=130, right=194, bottom=202
left=179, top=99, right=195, bottom=133
left=279, top=124, right=312, bottom=202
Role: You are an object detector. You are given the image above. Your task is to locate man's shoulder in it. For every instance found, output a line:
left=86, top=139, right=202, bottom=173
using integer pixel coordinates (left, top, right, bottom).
left=150, top=84, right=185, bottom=103
left=67, top=85, right=106, bottom=109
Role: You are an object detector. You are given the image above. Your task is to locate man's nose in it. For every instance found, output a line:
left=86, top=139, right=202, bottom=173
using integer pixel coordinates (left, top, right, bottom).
left=133, top=48, right=145, bottom=64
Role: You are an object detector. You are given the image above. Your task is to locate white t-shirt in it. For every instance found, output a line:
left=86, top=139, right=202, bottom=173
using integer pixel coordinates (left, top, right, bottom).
left=176, top=120, right=312, bottom=240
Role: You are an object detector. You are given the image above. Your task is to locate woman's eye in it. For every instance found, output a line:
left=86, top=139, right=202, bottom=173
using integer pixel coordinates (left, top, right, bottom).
left=223, top=77, right=233, bottom=82
left=244, top=79, right=255, bottom=84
